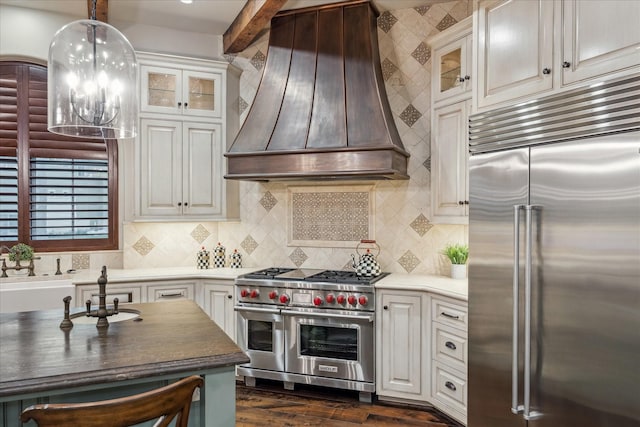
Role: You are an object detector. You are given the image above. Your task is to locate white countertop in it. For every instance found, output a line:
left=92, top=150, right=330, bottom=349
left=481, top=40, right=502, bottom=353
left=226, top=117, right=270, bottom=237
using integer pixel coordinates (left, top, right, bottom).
left=375, top=273, right=468, bottom=301
left=68, top=267, right=262, bottom=284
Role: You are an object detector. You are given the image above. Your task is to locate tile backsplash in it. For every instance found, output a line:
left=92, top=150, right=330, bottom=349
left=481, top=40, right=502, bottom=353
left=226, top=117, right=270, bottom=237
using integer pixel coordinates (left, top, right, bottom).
left=121, top=0, right=471, bottom=276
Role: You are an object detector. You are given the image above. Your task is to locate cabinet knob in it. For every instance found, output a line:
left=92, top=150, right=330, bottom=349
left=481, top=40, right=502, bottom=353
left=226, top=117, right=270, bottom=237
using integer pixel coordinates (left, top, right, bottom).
left=562, top=61, right=571, bottom=69
left=464, top=200, right=469, bottom=205
left=178, top=102, right=182, bottom=107
left=227, top=294, right=232, bottom=299
left=458, top=77, right=465, bottom=83
left=177, top=202, right=182, bottom=206
left=542, top=67, right=551, bottom=75
left=464, top=75, right=470, bottom=80
left=184, top=202, right=188, bottom=206
left=445, top=381, right=457, bottom=391
left=184, top=102, right=188, bottom=108
left=458, top=201, right=464, bottom=205
left=383, top=305, right=388, bottom=310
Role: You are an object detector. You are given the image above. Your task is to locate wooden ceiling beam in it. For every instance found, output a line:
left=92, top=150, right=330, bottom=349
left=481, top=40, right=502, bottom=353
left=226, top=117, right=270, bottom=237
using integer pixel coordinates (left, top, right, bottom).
left=87, top=0, right=108, bottom=22
left=223, top=0, right=288, bottom=54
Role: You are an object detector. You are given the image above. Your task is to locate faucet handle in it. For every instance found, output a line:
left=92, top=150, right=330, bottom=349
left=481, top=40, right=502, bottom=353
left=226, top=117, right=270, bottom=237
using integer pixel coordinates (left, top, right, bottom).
left=113, top=297, right=119, bottom=314
left=86, top=299, right=92, bottom=315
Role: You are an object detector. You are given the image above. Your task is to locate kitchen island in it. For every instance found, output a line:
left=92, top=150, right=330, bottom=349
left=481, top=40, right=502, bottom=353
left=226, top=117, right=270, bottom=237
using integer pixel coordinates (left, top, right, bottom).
left=0, top=299, right=249, bottom=426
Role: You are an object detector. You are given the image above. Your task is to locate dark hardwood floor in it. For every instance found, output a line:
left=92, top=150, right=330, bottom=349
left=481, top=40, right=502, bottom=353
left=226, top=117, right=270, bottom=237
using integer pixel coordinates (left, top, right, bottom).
left=236, top=379, right=464, bottom=426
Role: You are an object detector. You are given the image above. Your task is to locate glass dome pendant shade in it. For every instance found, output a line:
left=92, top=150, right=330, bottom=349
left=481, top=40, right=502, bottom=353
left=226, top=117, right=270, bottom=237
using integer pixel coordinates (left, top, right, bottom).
left=48, top=12, right=138, bottom=139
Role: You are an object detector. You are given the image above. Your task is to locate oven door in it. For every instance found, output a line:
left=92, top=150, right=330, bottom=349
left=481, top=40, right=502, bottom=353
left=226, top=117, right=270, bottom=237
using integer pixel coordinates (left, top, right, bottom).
left=282, top=308, right=374, bottom=383
left=235, top=305, right=284, bottom=372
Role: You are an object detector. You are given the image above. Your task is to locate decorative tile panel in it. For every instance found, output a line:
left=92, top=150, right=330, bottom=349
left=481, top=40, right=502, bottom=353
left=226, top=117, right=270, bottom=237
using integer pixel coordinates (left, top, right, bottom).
left=289, top=247, right=308, bottom=267
left=399, top=104, right=423, bottom=127
left=133, top=236, right=155, bottom=256
left=72, top=253, right=90, bottom=270
left=378, top=11, right=398, bottom=33
left=250, top=50, right=266, bottom=70
left=260, top=191, right=278, bottom=212
left=288, top=185, right=374, bottom=248
left=190, top=224, right=211, bottom=244
left=398, top=250, right=421, bottom=273
left=381, top=58, right=399, bottom=81
left=410, top=214, right=434, bottom=236
left=436, top=13, right=458, bottom=31
left=241, top=235, right=259, bottom=255
left=411, top=42, right=431, bottom=65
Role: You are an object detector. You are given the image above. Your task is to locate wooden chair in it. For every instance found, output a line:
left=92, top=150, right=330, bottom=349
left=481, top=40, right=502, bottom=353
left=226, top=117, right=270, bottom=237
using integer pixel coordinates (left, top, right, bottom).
left=20, top=375, right=203, bottom=427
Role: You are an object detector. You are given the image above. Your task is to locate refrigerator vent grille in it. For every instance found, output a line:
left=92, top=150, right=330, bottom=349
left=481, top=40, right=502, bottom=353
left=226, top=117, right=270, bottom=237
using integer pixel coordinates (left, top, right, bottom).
left=469, top=73, right=640, bottom=154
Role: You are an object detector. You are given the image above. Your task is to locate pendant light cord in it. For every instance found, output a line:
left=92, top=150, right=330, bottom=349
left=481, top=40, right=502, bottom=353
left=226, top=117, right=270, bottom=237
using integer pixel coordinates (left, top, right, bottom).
left=91, top=0, right=97, bottom=21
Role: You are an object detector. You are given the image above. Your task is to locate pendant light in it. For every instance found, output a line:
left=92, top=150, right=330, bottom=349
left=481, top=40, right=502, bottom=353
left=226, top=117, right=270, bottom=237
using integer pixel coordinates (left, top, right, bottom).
left=48, top=0, right=138, bottom=139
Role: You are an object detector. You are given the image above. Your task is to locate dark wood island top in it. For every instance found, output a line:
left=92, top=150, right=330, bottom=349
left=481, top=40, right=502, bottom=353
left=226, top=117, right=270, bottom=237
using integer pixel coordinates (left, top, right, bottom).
left=0, top=300, right=249, bottom=398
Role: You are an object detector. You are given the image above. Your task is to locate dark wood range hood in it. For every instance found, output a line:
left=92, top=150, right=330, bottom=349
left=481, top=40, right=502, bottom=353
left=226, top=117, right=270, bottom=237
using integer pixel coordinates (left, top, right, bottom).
left=224, top=0, right=410, bottom=181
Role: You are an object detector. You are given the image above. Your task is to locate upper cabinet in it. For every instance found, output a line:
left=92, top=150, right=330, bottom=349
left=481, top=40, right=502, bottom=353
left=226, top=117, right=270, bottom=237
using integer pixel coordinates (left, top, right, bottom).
left=430, top=17, right=472, bottom=106
left=474, top=0, right=640, bottom=111
left=475, top=0, right=554, bottom=110
left=134, top=52, right=240, bottom=221
left=560, top=0, right=640, bottom=86
left=141, top=65, right=222, bottom=118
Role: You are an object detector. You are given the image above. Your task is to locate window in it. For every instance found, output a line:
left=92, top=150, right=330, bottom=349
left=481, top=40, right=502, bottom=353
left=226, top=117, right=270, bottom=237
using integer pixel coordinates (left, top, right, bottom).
left=0, top=62, right=118, bottom=252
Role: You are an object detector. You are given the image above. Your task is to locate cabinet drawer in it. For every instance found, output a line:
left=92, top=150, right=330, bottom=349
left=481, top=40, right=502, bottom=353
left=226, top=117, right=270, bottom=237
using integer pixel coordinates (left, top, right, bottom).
left=432, top=322, right=467, bottom=372
left=432, top=297, right=467, bottom=330
left=78, top=286, right=142, bottom=307
left=147, top=283, right=196, bottom=302
left=431, top=361, right=467, bottom=414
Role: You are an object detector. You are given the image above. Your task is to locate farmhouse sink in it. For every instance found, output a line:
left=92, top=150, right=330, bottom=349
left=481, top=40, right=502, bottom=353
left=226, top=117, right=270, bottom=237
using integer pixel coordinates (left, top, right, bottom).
left=0, top=277, right=75, bottom=313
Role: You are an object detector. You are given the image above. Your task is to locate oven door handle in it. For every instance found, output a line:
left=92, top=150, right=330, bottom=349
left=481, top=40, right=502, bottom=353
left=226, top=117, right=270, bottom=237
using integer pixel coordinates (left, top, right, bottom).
left=234, top=306, right=281, bottom=315
left=281, top=309, right=374, bottom=322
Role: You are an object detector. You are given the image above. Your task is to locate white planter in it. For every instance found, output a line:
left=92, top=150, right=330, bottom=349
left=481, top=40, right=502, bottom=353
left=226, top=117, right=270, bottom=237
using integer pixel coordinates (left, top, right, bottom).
left=450, top=264, right=467, bottom=280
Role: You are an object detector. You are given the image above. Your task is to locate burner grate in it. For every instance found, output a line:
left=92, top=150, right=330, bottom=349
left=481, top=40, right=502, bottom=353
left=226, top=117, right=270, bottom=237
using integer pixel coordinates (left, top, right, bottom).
left=242, top=267, right=295, bottom=279
left=305, top=270, right=388, bottom=285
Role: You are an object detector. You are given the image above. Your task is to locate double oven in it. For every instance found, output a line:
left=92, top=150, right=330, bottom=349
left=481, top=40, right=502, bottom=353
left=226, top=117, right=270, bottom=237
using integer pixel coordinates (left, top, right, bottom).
left=234, top=268, right=385, bottom=402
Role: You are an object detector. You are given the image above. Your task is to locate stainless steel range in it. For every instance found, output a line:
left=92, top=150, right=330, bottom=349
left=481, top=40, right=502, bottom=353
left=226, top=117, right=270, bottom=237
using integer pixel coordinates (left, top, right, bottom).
left=234, top=267, right=388, bottom=402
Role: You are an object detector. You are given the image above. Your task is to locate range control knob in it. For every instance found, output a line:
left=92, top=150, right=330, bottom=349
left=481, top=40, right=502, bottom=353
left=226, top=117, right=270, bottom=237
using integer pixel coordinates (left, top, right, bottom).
left=279, top=294, right=290, bottom=304
left=326, top=294, right=335, bottom=304
left=358, top=295, right=368, bottom=306
left=240, top=289, right=249, bottom=298
left=250, top=289, right=260, bottom=299
left=347, top=295, right=357, bottom=306
left=336, top=294, right=346, bottom=305
left=313, top=296, right=323, bottom=306
left=268, top=291, right=278, bottom=300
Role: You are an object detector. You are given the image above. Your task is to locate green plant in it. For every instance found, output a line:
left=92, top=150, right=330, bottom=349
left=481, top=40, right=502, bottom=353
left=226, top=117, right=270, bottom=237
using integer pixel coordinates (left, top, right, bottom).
left=8, top=243, right=34, bottom=262
left=442, top=243, right=469, bottom=265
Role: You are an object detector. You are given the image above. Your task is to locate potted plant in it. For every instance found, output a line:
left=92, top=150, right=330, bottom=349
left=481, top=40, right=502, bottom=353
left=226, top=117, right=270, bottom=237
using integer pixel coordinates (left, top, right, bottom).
left=442, top=243, right=469, bottom=279
left=8, top=243, right=34, bottom=263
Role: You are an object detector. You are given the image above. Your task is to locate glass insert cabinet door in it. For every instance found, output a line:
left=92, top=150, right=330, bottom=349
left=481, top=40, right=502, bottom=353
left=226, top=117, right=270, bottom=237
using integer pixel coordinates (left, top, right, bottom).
left=141, top=65, right=222, bottom=118
left=432, top=32, right=472, bottom=103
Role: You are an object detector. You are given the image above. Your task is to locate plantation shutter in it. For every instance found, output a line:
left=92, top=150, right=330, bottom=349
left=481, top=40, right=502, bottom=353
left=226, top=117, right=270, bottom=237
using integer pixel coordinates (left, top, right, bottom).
left=0, top=64, right=19, bottom=241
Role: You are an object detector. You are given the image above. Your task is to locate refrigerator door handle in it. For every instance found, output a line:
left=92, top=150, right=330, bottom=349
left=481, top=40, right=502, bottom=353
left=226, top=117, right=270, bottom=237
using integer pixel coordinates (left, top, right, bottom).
left=512, top=205, right=525, bottom=415
left=524, top=205, right=543, bottom=421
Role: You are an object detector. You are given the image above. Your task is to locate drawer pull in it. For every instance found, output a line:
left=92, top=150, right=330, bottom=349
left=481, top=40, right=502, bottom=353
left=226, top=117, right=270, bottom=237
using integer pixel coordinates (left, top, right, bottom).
left=441, top=311, right=460, bottom=320
left=445, top=381, right=457, bottom=391
left=159, top=291, right=185, bottom=298
left=445, top=341, right=457, bottom=350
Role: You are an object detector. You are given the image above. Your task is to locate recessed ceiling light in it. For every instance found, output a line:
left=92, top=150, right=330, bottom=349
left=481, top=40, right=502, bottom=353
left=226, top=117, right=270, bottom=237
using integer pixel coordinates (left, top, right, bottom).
left=180, top=0, right=193, bottom=4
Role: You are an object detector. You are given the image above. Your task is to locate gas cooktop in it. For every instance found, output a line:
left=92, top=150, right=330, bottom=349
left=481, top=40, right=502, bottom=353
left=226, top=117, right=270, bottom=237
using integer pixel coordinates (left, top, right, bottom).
left=241, top=268, right=388, bottom=285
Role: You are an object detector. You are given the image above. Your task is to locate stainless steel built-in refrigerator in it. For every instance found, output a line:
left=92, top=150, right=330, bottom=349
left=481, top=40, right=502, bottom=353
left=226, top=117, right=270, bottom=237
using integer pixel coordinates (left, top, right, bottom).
left=467, top=74, right=640, bottom=427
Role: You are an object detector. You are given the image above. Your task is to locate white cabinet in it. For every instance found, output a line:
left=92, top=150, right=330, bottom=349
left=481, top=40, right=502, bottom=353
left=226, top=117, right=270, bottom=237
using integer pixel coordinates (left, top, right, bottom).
left=475, top=0, right=640, bottom=111
left=76, top=279, right=197, bottom=307
left=430, top=295, right=468, bottom=424
left=376, top=290, right=429, bottom=401
left=560, top=0, right=640, bottom=86
left=135, top=52, right=240, bottom=221
left=141, top=65, right=222, bottom=118
left=430, top=100, right=470, bottom=223
left=199, top=280, right=236, bottom=341
left=475, top=0, right=554, bottom=110
left=139, top=118, right=225, bottom=217
left=429, top=17, right=472, bottom=106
